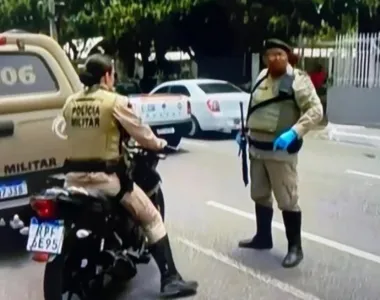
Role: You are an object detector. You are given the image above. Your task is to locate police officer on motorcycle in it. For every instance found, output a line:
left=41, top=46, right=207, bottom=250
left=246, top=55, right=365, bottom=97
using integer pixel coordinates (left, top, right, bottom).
left=60, top=53, right=198, bottom=297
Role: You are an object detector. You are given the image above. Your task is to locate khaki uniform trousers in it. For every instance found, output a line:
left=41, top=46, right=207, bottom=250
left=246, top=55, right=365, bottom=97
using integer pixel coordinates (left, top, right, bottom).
left=65, top=172, right=166, bottom=244
left=249, top=158, right=300, bottom=212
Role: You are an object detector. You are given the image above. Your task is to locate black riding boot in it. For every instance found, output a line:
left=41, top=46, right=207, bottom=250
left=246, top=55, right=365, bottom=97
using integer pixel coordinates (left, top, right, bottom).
left=282, top=211, right=304, bottom=268
left=150, top=235, right=198, bottom=298
left=238, top=204, right=273, bottom=250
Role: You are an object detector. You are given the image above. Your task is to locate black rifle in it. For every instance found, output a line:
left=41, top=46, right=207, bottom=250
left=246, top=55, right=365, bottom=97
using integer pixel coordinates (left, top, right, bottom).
left=238, top=101, right=249, bottom=186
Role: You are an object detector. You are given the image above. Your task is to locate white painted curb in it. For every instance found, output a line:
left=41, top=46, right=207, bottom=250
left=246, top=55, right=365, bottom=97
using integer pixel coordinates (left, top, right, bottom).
left=325, top=123, right=380, bottom=147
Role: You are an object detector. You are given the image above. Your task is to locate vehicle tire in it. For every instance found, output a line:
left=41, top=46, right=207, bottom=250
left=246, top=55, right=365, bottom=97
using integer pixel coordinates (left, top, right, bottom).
left=43, top=255, right=73, bottom=300
left=188, top=116, right=201, bottom=137
left=165, top=134, right=182, bottom=148
left=43, top=252, right=94, bottom=300
left=156, top=187, right=165, bottom=221
left=154, top=187, right=165, bottom=221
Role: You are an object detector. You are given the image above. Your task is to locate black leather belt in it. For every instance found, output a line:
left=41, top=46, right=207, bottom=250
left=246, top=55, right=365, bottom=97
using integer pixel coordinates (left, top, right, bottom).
left=63, top=159, right=122, bottom=174
left=248, top=137, right=303, bottom=154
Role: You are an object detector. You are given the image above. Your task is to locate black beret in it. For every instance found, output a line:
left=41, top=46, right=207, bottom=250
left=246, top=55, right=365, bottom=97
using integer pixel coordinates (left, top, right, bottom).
left=263, top=39, right=292, bottom=54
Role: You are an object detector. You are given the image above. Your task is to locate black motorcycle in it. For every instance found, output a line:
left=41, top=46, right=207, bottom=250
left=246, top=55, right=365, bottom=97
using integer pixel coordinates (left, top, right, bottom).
left=24, top=145, right=170, bottom=300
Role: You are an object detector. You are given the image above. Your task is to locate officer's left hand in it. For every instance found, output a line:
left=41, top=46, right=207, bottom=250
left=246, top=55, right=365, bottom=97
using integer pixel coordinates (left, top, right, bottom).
left=273, top=129, right=297, bottom=151
left=235, top=131, right=244, bottom=145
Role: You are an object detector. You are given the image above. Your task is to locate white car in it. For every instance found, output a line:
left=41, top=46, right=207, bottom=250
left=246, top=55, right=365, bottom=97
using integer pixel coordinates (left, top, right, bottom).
left=150, top=79, right=250, bottom=136
left=128, top=94, right=192, bottom=147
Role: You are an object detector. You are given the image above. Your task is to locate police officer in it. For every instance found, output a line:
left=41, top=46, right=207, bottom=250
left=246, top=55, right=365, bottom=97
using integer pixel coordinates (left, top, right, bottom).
left=61, top=54, right=198, bottom=297
left=238, top=39, right=323, bottom=268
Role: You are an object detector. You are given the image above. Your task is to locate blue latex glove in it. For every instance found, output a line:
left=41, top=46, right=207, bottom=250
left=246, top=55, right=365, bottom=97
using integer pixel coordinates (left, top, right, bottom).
left=273, top=129, right=297, bottom=151
left=235, top=131, right=243, bottom=145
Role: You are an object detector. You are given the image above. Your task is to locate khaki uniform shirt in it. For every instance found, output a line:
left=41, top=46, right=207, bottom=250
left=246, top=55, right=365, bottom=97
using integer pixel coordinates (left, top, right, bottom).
left=62, top=85, right=166, bottom=192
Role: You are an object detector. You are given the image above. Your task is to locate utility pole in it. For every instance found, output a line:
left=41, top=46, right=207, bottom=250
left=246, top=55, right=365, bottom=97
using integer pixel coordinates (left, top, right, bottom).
left=47, top=0, right=58, bottom=41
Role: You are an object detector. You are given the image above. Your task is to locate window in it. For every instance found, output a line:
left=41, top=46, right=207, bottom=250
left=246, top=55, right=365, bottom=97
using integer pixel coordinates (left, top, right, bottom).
left=169, top=85, right=191, bottom=96
left=152, top=86, right=170, bottom=94
left=0, top=53, right=58, bottom=97
left=197, top=82, right=243, bottom=94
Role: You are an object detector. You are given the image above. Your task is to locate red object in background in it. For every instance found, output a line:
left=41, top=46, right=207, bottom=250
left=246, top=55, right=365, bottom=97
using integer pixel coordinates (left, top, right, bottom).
left=309, top=71, right=327, bottom=89
left=288, top=52, right=299, bottom=67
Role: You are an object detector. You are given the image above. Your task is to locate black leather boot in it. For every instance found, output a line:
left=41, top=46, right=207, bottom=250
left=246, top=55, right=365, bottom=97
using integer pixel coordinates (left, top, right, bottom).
left=282, top=211, right=304, bottom=268
left=150, top=235, right=198, bottom=298
left=238, top=204, right=273, bottom=250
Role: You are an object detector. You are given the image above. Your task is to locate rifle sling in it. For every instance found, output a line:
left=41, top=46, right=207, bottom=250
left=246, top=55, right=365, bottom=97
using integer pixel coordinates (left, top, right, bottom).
left=246, top=73, right=297, bottom=124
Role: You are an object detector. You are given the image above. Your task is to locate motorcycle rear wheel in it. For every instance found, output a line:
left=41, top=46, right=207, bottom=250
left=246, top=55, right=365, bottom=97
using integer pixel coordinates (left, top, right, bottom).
left=43, top=254, right=101, bottom=300
left=43, top=255, right=83, bottom=300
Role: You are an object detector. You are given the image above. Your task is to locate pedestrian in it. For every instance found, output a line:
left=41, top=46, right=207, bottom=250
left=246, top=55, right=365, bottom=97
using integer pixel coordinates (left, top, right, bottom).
left=309, top=63, right=327, bottom=90
left=309, top=63, right=328, bottom=116
left=238, top=39, right=323, bottom=268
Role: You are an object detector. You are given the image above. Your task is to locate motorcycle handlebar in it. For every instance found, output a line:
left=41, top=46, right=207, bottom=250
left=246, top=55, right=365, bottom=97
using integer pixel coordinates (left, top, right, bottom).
left=163, top=144, right=178, bottom=152
left=124, top=143, right=178, bottom=159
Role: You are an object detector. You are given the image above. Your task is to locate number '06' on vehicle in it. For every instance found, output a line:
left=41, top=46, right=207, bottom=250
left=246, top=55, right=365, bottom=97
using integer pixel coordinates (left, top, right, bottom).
left=0, top=65, right=36, bottom=86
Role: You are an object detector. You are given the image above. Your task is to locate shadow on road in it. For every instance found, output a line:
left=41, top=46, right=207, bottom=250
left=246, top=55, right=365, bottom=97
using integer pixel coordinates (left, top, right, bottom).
left=0, top=236, right=29, bottom=267
left=0, top=227, right=28, bottom=260
left=229, top=247, right=303, bottom=278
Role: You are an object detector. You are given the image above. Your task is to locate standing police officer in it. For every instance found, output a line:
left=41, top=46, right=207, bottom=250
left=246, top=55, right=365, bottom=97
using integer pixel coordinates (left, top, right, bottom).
left=238, top=39, right=323, bottom=268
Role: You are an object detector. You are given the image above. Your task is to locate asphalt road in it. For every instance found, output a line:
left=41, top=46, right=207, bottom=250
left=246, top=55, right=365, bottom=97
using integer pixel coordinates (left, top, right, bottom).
left=2, top=133, right=380, bottom=300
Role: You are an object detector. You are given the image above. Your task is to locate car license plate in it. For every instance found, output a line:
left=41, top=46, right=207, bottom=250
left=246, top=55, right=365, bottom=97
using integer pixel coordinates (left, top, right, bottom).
left=157, top=127, right=175, bottom=135
left=0, top=180, right=28, bottom=200
left=26, top=217, right=65, bottom=255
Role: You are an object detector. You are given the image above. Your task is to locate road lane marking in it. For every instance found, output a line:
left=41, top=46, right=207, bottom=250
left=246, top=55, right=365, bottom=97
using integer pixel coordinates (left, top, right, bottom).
left=345, top=169, right=380, bottom=180
left=178, top=237, right=322, bottom=300
left=206, top=201, right=380, bottom=265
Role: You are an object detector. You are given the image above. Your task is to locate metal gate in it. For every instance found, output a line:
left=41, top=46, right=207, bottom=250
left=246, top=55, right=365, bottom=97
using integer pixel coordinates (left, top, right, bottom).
left=327, top=32, right=380, bottom=127
left=330, top=32, right=380, bottom=88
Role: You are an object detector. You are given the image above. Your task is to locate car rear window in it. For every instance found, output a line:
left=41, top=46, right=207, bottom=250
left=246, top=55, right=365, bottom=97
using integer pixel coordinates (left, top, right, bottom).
left=0, top=53, right=58, bottom=97
left=197, top=82, right=242, bottom=94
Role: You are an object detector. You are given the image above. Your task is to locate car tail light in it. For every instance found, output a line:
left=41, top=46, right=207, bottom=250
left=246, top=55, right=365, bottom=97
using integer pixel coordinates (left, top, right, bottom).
left=0, top=36, right=6, bottom=46
left=206, top=99, right=220, bottom=112
left=30, top=196, right=57, bottom=219
left=187, top=101, right=191, bottom=114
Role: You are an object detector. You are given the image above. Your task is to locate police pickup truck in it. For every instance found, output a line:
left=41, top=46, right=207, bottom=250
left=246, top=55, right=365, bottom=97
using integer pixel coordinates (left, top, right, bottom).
left=0, top=31, right=85, bottom=241
left=128, top=93, right=192, bottom=147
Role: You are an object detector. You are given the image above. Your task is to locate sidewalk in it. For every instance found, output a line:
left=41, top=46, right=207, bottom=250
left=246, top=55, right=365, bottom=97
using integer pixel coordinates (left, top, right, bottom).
left=311, top=123, right=380, bottom=148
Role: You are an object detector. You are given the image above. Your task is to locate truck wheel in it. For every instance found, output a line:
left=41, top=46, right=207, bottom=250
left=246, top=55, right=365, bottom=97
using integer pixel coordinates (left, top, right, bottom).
left=165, top=135, right=182, bottom=148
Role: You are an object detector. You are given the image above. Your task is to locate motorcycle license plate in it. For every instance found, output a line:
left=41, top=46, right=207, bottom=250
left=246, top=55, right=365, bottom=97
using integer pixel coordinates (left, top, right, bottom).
left=26, top=217, right=65, bottom=254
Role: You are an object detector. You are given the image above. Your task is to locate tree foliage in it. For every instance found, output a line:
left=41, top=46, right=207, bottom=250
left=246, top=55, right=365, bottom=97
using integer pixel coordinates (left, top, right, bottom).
left=1, top=0, right=380, bottom=74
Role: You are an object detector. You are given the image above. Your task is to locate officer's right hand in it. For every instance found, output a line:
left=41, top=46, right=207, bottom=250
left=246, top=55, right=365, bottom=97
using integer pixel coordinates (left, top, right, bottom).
left=159, top=138, right=168, bottom=150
